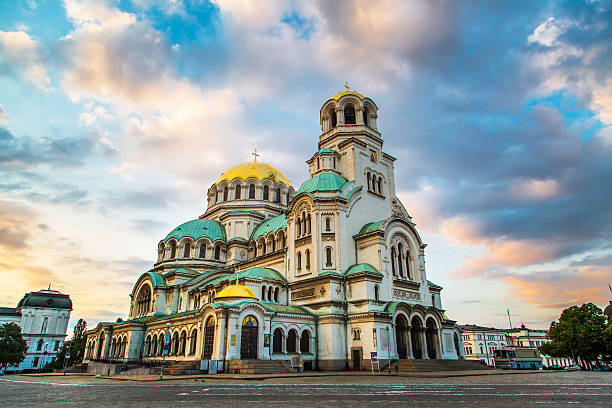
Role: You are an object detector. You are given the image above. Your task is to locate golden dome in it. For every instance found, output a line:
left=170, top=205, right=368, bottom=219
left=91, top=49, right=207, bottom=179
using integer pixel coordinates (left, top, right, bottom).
left=215, top=161, right=291, bottom=186
left=215, top=283, right=257, bottom=300
left=331, top=90, right=365, bottom=101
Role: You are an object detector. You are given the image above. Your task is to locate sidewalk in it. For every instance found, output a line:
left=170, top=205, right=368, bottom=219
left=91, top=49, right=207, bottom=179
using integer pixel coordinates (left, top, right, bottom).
left=20, top=369, right=551, bottom=382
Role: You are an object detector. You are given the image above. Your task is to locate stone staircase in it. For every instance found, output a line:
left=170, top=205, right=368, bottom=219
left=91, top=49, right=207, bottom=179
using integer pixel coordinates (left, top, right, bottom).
left=383, top=359, right=493, bottom=372
left=150, top=360, right=201, bottom=376
left=227, top=359, right=293, bottom=374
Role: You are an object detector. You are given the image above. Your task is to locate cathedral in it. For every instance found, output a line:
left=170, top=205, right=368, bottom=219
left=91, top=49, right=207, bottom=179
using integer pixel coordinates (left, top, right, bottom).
left=84, top=88, right=464, bottom=371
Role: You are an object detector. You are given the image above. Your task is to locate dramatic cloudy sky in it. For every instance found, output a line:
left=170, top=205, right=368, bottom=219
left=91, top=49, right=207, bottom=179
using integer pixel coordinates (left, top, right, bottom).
left=1, top=0, right=611, bottom=331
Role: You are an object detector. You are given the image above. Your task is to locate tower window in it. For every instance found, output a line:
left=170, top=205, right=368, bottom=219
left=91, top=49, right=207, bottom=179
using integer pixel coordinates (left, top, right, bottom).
left=214, top=246, right=221, bottom=260
left=364, top=107, right=369, bottom=127
left=297, top=252, right=302, bottom=270
left=274, top=188, right=280, bottom=203
left=374, top=285, right=380, bottom=301
left=263, top=185, right=269, bottom=201
left=367, top=172, right=371, bottom=191
left=170, top=242, right=176, bottom=258
left=325, top=218, right=331, bottom=231
left=223, top=187, right=228, bottom=201
left=305, top=249, right=311, bottom=269
left=345, top=106, right=356, bottom=124
left=235, top=185, right=241, bottom=199
left=331, top=111, right=337, bottom=128
left=183, top=242, right=191, bottom=258
left=325, top=247, right=333, bottom=267
left=317, top=157, right=320, bottom=170
left=199, top=243, right=206, bottom=258
left=249, top=184, right=255, bottom=199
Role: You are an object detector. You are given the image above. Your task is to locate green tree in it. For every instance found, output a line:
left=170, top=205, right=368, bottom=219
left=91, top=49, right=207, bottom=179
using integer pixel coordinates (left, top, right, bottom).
left=540, top=303, right=607, bottom=369
left=0, top=323, right=27, bottom=370
left=69, top=319, right=87, bottom=365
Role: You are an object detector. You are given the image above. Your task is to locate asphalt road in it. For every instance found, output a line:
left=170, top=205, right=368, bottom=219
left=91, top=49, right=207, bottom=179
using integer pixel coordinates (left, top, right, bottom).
left=1, top=373, right=610, bottom=407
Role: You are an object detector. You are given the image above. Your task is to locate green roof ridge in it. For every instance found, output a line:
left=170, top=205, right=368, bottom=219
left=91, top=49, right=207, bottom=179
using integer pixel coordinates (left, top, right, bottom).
left=296, top=173, right=349, bottom=195
left=164, top=218, right=226, bottom=243
left=345, top=263, right=383, bottom=277
left=250, top=214, right=287, bottom=241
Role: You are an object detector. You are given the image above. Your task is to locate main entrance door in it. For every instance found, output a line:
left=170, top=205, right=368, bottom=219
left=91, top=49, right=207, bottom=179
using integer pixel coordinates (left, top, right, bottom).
left=202, top=316, right=215, bottom=359
left=240, top=315, right=258, bottom=360
left=395, top=315, right=409, bottom=359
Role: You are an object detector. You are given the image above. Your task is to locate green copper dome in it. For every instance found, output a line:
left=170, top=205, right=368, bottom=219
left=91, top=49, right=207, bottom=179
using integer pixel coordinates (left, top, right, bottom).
left=164, top=218, right=226, bottom=243
left=250, top=214, right=287, bottom=241
left=296, top=173, right=348, bottom=195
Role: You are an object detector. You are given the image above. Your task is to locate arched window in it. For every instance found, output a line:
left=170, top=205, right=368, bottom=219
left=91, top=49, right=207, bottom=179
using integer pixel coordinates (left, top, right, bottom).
left=151, top=335, right=158, bottom=356
left=333, top=156, right=336, bottom=169
left=331, top=111, right=337, bottom=128
left=268, top=286, right=273, bottom=301
left=405, top=251, right=411, bottom=279
left=170, top=242, right=176, bottom=258
left=261, top=240, right=266, bottom=255
left=305, top=249, right=311, bottom=269
left=172, top=332, right=179, bottom=355
left=391, top=247, right=397, bottom=276
left=287, top=330, right=297, bottom=353
left=235, top=185, right=241, bottom=199
left=363, top=107, right=369, bottom=127
left=273, top=328, right=283, bottom=353
left=37, top=338, right=44, bottom=351
left=325, top=247, right=332, bottom=267
left=199, top=243, right=206, bottom=258
left=317, top=157, right=320, bottom=170
left=306, top=214, right=311, bottom=234
left=325, top=218, right=331, bottom=231
left=297, top=218, right=302, bottom=236
left=398, top=244, right=404, bottom=277
left=180, top=331, right=187, bottom=355
left=144, top=335, right=151, bottom=357
left=274, top=287, right=279, bottom=302
left=41, top=317, right=48, bottom=334
left=135, top=284, right=152, bottom=317
left=274, top=188, right=280, bottom=203
left=183, top=242, right=191, bottom=258
left=263, top=185, right=269, bottom=201
left=374, top=285, right=380, bottom=301
left=249, top=184, right=255, bottom=199
left=297, top=251, right=302, bottom=270
left=345, top=105, right=356, bottom=124
left=262, top=286, right=267, bottom=301
left=214, top=246, right=221, bottom=260
left=378, top=178, right=383, bottom=194
left=271, top=237, right=276, bottom=252
left=223, top=187, right=228, bottom=201
left=367, top=172, right=371, bottom=191
left=189, top=329, right=197, bottom=355
left=300, top=330, right=310, bottom=353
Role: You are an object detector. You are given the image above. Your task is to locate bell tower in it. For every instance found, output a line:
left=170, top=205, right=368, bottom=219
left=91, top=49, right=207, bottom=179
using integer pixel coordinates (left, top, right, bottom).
left=314, top=86, right=397, bottom=205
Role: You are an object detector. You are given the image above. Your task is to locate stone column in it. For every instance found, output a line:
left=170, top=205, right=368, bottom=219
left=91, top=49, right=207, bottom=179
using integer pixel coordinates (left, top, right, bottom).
left=421, top=328, right=429, bottom=360
left=407, top=325, right=414, bottom=359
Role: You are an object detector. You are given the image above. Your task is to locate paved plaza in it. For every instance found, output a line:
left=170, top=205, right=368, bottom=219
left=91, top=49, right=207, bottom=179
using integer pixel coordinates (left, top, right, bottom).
left=0, top=371, right=610, bottom=407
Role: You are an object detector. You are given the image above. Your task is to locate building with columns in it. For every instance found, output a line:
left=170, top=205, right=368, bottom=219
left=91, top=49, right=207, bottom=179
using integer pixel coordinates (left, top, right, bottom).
left=0, top=289, right=72, bottom=372
left=84, top=88, right=464, bottom=371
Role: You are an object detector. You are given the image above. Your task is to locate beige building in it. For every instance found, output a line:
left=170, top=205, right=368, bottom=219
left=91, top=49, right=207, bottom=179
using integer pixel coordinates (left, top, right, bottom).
left=459, top=325, right=508, bottom=366
left=84, top=88, right=464, bottom=372
left=506, top=326, right=572, bottom=368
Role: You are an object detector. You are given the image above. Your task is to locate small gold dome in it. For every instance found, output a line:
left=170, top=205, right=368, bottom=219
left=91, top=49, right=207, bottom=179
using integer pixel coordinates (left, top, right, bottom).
left=331, top=89, right=365, bottom=101
left=215, top=161, right=291, bottom=187
left=215, top=283, right=257, bottom=300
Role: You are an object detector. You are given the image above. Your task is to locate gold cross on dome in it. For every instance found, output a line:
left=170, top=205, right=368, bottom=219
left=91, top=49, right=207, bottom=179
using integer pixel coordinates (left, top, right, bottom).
left=344, top=81, right=350, bottom=91
left=252, top=149, right=260, bottom=162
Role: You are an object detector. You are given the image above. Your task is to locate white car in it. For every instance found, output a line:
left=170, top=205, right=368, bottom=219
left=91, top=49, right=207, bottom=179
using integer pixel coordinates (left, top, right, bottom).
left=564, top=365, right=581, bottom=371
